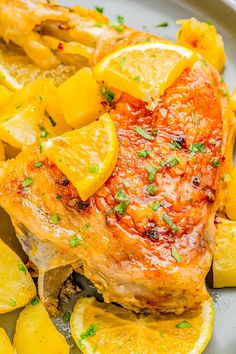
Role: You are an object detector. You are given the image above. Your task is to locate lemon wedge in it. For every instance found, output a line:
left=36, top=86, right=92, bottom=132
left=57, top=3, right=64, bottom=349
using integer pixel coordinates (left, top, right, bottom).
left=0, top=328, right=15, bottom=354
left=71, top=296, right=214, bottom=354
left=42, top=113, right=119, bottom=201
left=93, top=41, right=196, bottom=103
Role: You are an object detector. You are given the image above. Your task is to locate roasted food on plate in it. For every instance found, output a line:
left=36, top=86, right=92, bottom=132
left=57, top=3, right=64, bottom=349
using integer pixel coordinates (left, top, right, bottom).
left=0, top=0, right=235, bottom=353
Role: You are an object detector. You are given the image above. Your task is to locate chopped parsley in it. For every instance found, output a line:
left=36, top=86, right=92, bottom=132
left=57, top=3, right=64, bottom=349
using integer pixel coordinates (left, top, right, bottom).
left=149, top=200, right=161, bottom=211
left=115, top=188, right=128, bottom=201
left=95, top=6, right=104, bottom=13
left=56, top=195, right=62, bottom=199
left=156, top=22, right=168, bottom=27
left=9, top=299, right=16, bottom=307
left=176, top=320, right=192, bottom=328
left=117, top=15, right=124, bottom=24
left=102, top=86, right=115, bottom=105
left=171, top=245, right=182, bottom=262
left=119, top=57, right=126, bottom=68
left=80, top=323, right=99, bottom=340
left=212, top=158, right=220, bottom=167
left=82, top=223, right=91, bottom=230
left=135, top=125, right=155, bottom=141
left=49, top=212, right=61, bottom=224
left=38, top=140, right=43, bottom=153
left=189, top=142, right=206, bottom=154
left=169, top=139, right=182, bottom=150
left=18, top=264, right=27, bottom=274
left=38, top=125, right=50, bottom=138
left=31, top=297, right=40, bottom=305
left=133, top=75, right=141, bottom=83
left=205, top=19, right=212, bottom=25
left=220, top=76, right=224, bottom=83
left=162, top=213, right=179, bottom=233
left=160, top=156, right=179, bottom=167
left=34, top=161, right=42, bottom=168
left=146, top=165, right=161, bottom=181
left=202, top=59, right=208, bottom=66
left=89, top=164, right=100, bottom=173
left=220, top=89, right=228, bottom=97
left=44, top=110, right=56, bottom=127
left=110, top=23, right=124, bottom=32
left=146, top=184, right=158, bottom=195
left=63, top=311, right=71, bottom=322
left=137, top=149, right=150, bottom=158
left=22, top=176, right=33, bottom=188
left=114, top=200, right=129, bottom=215
left=69, top=235, right=83, bottom=247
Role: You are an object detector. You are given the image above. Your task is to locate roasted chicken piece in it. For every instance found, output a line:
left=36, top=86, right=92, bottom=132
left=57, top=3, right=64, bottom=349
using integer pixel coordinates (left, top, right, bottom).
left=0, top=57, right=234, bottom=313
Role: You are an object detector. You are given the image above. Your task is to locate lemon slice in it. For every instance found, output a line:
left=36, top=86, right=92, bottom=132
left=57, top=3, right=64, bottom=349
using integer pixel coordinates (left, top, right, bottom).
left=71, top=297, right=214, bottom=354
left=93, top=41, right=196, bottom=103
left=43, top=113, right=119, bottom=201
left=0, top=328, right=15, bottom=354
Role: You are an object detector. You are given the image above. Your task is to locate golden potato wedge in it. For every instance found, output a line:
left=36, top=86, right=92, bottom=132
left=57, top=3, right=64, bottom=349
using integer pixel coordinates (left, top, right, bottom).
left=0, top=238, right=36, bottom=314
left=225, top=168, right=236, bottom=221
left=0, top=79, right=71, bottom=149
left=13, top=301, right=70, bottom=354
left=0, top=141, right=5, bottom=161
left=213, top=218, right=236, bottom=288
left=57, top=67, right=104, bottom=129
left=0, top=328, right=15, bottom=354
left=177, top=18, right=226, bottom=72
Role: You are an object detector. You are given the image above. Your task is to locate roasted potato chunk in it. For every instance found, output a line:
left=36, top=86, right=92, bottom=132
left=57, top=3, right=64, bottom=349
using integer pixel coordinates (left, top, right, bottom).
left=0, top=238, right=36, bottom=314
left=225, top=168, right=236, bottom=221
left=57, top=67, right=103, bottom=129
left=213, top=218, right=236, bottom=288
left=177, top=18, right=226, bottom=72
left=0, top=328, right=15, bottom=354
left=13, top=301, right=69, bottom=354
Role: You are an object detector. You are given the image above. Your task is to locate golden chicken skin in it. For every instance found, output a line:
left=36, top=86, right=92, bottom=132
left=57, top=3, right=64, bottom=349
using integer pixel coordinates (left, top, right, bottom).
left=0, top=56, right=234, bottom=314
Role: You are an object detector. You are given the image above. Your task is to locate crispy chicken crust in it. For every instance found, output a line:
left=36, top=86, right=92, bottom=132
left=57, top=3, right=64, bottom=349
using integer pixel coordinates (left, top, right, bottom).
left=0, top=59, right=234, bottom=313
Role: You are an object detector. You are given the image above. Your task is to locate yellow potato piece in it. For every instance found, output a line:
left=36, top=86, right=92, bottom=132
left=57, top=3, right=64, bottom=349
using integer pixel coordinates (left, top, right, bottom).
left=57, top=67, right=103, bottom=128
left=71, top=296, right=214, bottom=354
left=0, top=328, right=15, bottom=354
left=213, top=218, right=236, bottom=288
left=93, top=41, right=196, bottom=104
left=225, top=168, right=236, bottom=220
left=0, top=84, right=12, bottom=107
left=0, top=79, right=71, bottom=149
left=0, top=238, right=36, bottom=314
left=0, top=104, right=39, bottom=149
left=177, top=18, right=226, bottom=72
left=13, top=302, right=69, bottom=354
left=230, top=89, right=236, bottom=111
left=43, top=113, right=119, bottom=200
left=0, top=141, right=5, bottom=161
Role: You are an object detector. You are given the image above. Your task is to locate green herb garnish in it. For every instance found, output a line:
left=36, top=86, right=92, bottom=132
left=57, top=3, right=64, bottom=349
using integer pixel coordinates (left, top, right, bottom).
left=135, top=125, right=155, bottom=140
left=212, top=158, right=220, bottom=167
left=44, top=110, right=56, bottom=127
left=162, top=213, right=179, bottom=233
left=18, top=264, right=27, bottom=274
left=171, top=245, right=182, bottom=262
left=189, top=142, right=206, bottom=154
left=137, top=149, right=150, bottom=158
left=31, top=297, right=40, bottom=305
left=49, top=212, right=61, bottom=224
left=89, top=164, right=100, bottom=173
left=80, top=323, right=99, bottom=341
left=146, top=165, right=160, bottom=181
left=114, top=200, right=129, bottom=215
left=69, top=235, right=83, bottom=247
left=115, top=188, right=128, bottom=201
left=133, top=75, right=141, bottom=83
left=9, top=298, right=16, bottom=307
left=102, top=86, right=115, bottom=105
left=22, top=177, right=33, bottom=188
left=161, top=156, right=179, bottom=167
left=176, top=320, right=192, bottom=328
left=95, top=6, right=104, bottom=13
left=117, top=15, right=124, bottom=24
left=156, top=22, right=168, bottom=27
left=119, top=57, right=126, bottom=68
left=149, top=201, right=161, bottom=211
left=34, top=161, right=42, bottom=168
left=63, top=311, right=71, bottom=322
left=169, top=139, right=182, bottom=150
left=146, top=184, right=158, bottom=195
